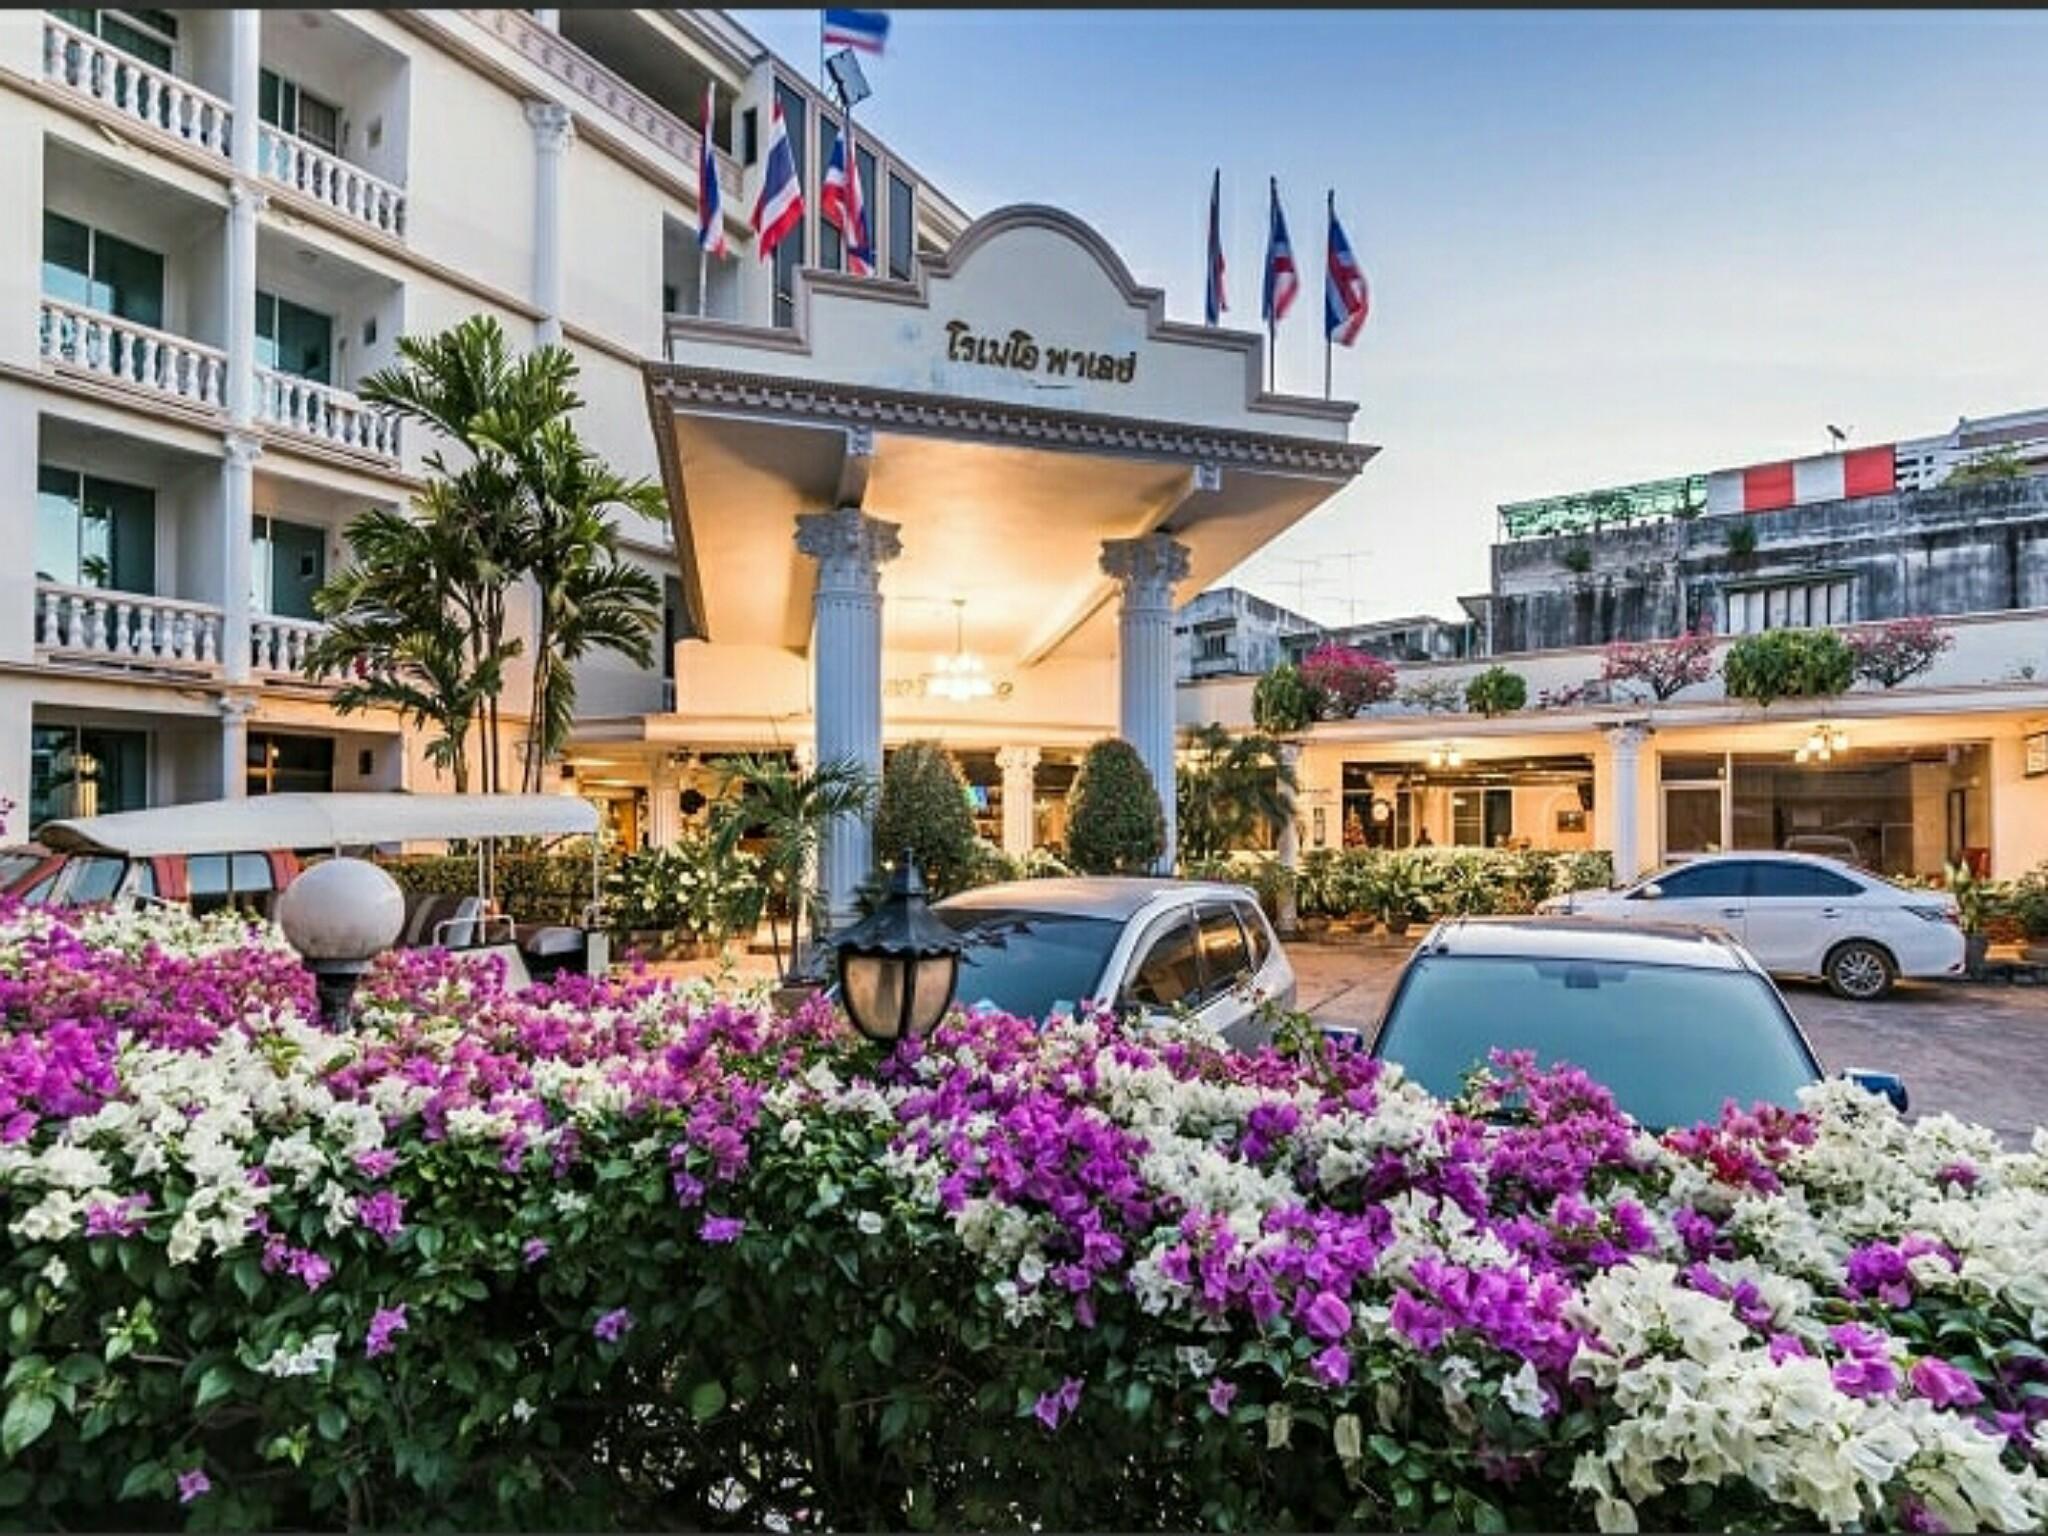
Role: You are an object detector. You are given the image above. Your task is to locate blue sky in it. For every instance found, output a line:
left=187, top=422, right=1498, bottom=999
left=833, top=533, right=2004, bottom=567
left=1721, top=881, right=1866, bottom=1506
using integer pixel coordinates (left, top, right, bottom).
left=733, top=9, right=2048, bottom=624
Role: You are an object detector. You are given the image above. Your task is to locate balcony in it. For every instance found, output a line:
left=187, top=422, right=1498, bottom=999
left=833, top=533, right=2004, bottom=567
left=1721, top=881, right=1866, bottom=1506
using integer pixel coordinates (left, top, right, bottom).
left=39, top=296, right=226, bottom=412
left=258, top=127, right=406, bottom=239
left=255, top=368, right=399, bottom=463
left=250, top=614, right=326, bottom=678
left=37, top=583, right=223, bottom=672
left=41, top=13, right=232, bottom=160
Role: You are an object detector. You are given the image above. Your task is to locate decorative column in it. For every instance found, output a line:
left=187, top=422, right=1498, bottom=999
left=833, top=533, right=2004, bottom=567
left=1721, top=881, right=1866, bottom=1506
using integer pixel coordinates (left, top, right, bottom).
left=525, top=102, right=575, bottom=347
left=996, top=746, right=1040, bottom=857
left=647, top=754, right=682, bottom=849
left=219, top=695, right=255, bottom=800
left=796, top=507, right=901, bottom=933
left=1275, top=741, right=1302, bottom=935
left=1101, top=533, right=1191, bottom=873
left=219, top=13, right=263, bottom=798
left=1606, top=722, right=1650, bottom=882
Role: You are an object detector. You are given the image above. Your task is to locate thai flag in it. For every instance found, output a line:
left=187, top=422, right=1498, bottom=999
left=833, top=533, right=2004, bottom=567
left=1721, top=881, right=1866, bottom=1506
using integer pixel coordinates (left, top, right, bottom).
left=821, top=131, right=875, bottom=276
left=751, top=99, right=804, bottom=262
left=1204, top=168, right=1226, bottom=326
left=1261, top=178, right=1298, bottom=324
left=697, top=81, right=728, bottom=258
left=1324, top=196, right=1369, bottom=346
left=822, top=8, right=889, bottom=55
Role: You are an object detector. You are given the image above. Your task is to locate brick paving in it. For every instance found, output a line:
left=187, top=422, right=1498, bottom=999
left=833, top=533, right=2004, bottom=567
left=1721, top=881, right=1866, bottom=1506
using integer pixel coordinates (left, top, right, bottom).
left=1289, top=934, right=2048, bottom=1147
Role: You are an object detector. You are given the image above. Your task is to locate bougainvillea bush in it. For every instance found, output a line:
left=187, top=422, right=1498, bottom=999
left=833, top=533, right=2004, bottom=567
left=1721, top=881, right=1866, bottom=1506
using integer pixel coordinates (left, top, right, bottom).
left=4, top=904, right=2048, bottom=1532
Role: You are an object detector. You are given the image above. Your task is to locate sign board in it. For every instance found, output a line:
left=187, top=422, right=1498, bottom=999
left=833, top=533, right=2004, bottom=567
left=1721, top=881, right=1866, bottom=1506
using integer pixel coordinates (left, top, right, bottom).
left=2025, top=730, right=2048, bottom=778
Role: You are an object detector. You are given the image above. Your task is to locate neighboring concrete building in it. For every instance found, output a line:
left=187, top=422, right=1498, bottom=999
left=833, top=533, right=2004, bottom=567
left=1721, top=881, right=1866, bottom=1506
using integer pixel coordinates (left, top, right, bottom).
left=1174, top=587, right=1319, bottom=682
left=1282, top=613, right=1473, bottom=667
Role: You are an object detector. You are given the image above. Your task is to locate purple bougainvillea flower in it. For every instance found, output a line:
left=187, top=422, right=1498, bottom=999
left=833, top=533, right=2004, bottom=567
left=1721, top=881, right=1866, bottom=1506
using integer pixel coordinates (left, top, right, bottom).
left=1910, top=1357, right=1983, bottom=1409
left=1767, top=1333, right=1809, bottom=1365
left=177, top=1469, right=210, bottom=1504
left=1301, top=1289, right=1352, bottom=1343
left=1207, top=1378, right=1238, bottom=1415
left=699, top=1215, right=745, bottom=1244
left=357, top=1189, right=407, bottom=1242
left=522, top=1237, right=551, bottom=1266
left=1310, top=1345, right=1352, bottom=1387
left=365, top=1304, right=409, bottom=1358
left=594, top=1307, right=635, bottom=1342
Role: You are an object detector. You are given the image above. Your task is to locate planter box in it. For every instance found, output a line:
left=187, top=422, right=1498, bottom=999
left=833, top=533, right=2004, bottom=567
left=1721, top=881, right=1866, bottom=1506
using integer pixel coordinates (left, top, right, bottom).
left=620, top=930, right=721, bottom=963
left=771, top=979, right=826, bottom=1017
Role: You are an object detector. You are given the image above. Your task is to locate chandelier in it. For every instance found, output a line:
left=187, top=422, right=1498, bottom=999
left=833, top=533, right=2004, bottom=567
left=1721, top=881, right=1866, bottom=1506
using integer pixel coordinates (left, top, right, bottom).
left=925, top=599, right=994, bottom=702
left=1794, top=723, right=1849, bottom=764
left=1426, top=742, right=1464, bottom=770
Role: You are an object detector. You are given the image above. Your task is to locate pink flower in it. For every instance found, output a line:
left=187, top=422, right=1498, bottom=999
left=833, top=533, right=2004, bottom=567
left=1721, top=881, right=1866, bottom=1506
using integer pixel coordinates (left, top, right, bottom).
left=594, top=1307, right=634, bottom=1342
left=357, top=1189, right=406, bottom=1242
left=365, top=1304, right=408, bottom=1358
left=1033, top=1376, right=1084, bottom=1431
left=1207, top=1378, right=1238, bottom=1415
left=177, top=1468, right=210, bottom=1504
left=1910, top=1357, right=1983, bottom=1409
left=699, top=1215, right=745, bottom=1244
left=1311, top=1345, right=1352, bottom=1387
left=522, top=1237, right=550, bottom=1266
left=1301, top=1289, right=1352, bottom=1343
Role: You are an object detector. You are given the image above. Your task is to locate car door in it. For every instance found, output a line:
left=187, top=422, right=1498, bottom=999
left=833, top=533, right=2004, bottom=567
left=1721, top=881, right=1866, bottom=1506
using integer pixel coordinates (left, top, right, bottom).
left=1622, top=859, right=1752, bottom=938
left=1744, top=861, right=1862, bottom=974
left=1192, top=902, right=1267, bottom=1048
left=1119, top=908, right=1205, bottom=1023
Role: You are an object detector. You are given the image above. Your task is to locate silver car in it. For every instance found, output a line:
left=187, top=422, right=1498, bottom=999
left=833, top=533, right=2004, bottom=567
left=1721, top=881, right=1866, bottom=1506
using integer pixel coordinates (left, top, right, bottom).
left=933, top=877, right=1296, bottom=1049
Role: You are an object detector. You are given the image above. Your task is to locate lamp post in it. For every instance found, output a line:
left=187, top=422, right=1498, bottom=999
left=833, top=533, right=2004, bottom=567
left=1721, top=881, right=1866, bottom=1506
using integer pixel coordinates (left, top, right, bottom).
left=832, top=852, right=962, bottom=1044
left=276, top=857, right=406, bottom=1027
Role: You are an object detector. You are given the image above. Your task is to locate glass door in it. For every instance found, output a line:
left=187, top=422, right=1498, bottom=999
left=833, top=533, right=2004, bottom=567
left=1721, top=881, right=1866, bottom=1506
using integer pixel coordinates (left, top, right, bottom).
left=1662, top=782, right=1726, bottom=859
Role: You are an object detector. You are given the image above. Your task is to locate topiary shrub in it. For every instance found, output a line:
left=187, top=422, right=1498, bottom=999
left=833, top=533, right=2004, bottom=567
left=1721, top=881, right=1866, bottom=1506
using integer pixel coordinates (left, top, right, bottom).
left=1065, top=738, right=1166, bottom=874
left=1723, top=628, right=1854, bottom=707
left=872, top=740, right=979, bottom=896
left=1464, top=665, right=1529, bottom=717
left=1251, top=662, right=1320, bottom=734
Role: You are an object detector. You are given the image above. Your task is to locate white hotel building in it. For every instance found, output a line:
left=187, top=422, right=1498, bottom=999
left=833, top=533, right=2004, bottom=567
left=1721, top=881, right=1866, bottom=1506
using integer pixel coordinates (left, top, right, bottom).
left=1, top=7, right=1370, bottom=919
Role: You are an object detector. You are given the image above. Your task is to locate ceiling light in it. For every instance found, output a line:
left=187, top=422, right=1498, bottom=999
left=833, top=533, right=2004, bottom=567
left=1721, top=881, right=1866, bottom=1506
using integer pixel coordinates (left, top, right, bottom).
left=925, top=599, right=993, bottom=702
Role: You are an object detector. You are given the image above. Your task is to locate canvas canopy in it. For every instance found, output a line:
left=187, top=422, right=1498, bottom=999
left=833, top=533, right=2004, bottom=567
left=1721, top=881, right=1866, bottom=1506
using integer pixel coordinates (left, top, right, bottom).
left=38, top=793, right=599, bottom=858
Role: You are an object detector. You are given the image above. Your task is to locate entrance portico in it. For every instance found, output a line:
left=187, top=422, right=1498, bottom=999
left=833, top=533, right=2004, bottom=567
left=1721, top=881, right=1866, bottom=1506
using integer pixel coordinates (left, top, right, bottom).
left=632, top=204, right=1373, bottom=928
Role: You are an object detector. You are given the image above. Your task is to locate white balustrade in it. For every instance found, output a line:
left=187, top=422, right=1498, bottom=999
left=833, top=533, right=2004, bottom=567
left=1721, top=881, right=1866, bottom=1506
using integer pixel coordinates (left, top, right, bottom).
left=36, top=584, right=222, bottom=672
left=250, top=616, right=328, bottom=680
left=255, top=368, right=401, bottom=462
left=258, top=125, right=407, bottom=239
left=39, top=298, right=227, bottom=410
left=42, top=15, right=232, bottom=158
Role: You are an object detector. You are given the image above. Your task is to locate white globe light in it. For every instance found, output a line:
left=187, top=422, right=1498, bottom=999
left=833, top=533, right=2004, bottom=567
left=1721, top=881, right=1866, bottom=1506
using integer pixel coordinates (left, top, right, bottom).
left=276, top=857, right=406, bottom=964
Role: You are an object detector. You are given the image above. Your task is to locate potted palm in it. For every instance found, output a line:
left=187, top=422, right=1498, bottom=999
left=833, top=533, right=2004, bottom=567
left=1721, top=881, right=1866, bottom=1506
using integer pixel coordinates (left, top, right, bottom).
left=1372, top=854, right=1433, bottom=939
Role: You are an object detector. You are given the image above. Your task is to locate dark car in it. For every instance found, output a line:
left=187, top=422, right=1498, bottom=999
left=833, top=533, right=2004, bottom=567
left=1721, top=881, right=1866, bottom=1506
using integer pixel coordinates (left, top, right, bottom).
left=1360, top=917, right=1906, bottom=1130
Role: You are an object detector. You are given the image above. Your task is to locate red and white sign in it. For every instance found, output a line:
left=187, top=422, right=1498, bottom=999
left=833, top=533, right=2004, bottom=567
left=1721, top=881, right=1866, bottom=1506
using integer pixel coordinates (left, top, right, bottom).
left=1705, top=445, right=1895, bottom=515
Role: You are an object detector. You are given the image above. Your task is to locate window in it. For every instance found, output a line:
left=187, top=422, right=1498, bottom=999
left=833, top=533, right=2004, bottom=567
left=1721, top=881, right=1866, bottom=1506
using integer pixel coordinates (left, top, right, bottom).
left=247, top=733, right=334, bottom=796
left=1127, top=915, right=1202, bottom=1011
left=936, top=909, right=1122, bottom=1020
left=1450, top=787, right=1512, bottom=848
left=1237, top=901, right=1273, bottom=971
left=1195, top=628, right=1232, bottom=662
left=1749, top=862, right=1862, bottom=898
left=187, top=852, right=280, bottom=918
left=37, top=466, right=155, bottom=592
left=1724, top=579, right=1853, bottom=635
left=741, top=107, right=758, bottom=166
left=62, top=855, right=129, bottom=906
left=42, top=212, right=164, bottom=327
left=662, top=575, right=684, bottom=682
left=251, top=515, right=326, bottom=618
left=1642, top=861, right=1751, bottom=899
left=259, top=68, right=341, bottom=153
left=771, top=80, right=807, bottom=328
left=51, top=8, right=177, bottom=70
left=888, top=172, right=914, bottom=281
left=1195, top=907, right=1252, bottom=1001
left=30, top=724, right=147, bottom=826
left=256, top=290, right=333, bottom=383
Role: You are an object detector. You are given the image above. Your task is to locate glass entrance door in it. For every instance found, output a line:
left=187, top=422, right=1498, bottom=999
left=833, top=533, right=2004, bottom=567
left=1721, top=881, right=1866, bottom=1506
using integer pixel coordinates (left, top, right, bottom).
left=1663, top=782, right=1726, bottom=859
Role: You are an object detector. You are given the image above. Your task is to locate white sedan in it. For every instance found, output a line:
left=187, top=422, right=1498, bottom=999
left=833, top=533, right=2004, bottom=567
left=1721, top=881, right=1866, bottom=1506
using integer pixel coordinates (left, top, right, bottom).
left=1539, top=851, right=1965, bottom=1000
left=932, top=877, right=1296, bottom=1048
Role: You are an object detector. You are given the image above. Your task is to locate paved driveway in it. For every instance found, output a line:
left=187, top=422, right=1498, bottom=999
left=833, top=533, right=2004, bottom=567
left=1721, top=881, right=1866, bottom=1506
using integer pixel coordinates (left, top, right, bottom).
left=1290, top=935, right=2048, bottom=1148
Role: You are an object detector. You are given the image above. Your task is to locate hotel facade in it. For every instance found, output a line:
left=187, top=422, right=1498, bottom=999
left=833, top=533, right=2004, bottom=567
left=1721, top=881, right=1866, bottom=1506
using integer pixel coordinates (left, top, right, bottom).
left=2, top=6, right=1372, bottom=920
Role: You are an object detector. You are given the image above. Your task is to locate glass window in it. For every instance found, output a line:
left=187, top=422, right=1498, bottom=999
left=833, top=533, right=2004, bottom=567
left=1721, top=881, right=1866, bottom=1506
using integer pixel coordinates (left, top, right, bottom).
left=771, top=80, right=807, bottom=328
left=36, top=467, right=155, bottom=592
left=1127, top=915, right=1202, bottom=1011
left=1451, top=788, right=1512, bottom=848
left=130, top=861, right=156, bottom=899
left=62, top=855, right=129, bottom=907
left=1750, top=862, right=1862, bottom=898
left=246, top=732, right=334, bottom=796
left=1238, top=902, right=1272, bottom=971
left=55, top=9, right=176, bottom=70
left=0, top=854, right=46, bottom=892
left=256, top=291, right=332, bottom=382
left=935, top=909, right=1121, bottom=1022
left=888, top=172, right=913, bottom=280
left=232, top=852, right=275, bottom=891
left=260, top=68, right=340, bottom=153
left=251, top=515, right=326, bottom=618
left=818, top=116, right=843, bottom=271
left=40, top=211, right=93, bottom=310
left=31, top=725, right=147, bottom=827
left=41, top=213, right=163, bottom=327
left=1642, top=861, right=1751, bottom=899
left=1196, top=907, right=1251, bottom=999
left=1374, top=954, right=1818, bottom=1130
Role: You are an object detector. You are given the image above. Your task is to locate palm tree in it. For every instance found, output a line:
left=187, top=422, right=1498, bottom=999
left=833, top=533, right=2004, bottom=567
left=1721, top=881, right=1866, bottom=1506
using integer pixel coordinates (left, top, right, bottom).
left=1176, top=724, right=1297, bottom=864
left=713, top=752, right=876, bottom=980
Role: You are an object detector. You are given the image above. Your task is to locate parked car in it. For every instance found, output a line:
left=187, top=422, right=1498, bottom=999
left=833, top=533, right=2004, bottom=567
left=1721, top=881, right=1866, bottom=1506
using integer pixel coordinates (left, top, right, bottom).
left=1360, top=916, right=1907, bottom=1130
left=932, top=877, right=1294, bottom=1049
left=1536, top=851, right=1963, bottom=999
left=1782, top=834, right=1864, bottom=865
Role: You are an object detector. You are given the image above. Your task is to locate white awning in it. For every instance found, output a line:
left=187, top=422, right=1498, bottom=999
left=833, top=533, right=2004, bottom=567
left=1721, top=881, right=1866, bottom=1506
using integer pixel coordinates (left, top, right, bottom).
left=39, top=793, right=600, bottom=857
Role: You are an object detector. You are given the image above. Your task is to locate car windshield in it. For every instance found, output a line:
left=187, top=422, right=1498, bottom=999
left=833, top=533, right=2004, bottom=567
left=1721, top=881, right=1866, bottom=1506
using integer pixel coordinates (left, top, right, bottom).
left=0, top=852, right=45, bottom=891
left=1375, top=954, right=1819, bottom=1130
left=935, top=908, right=1124, bottom=1023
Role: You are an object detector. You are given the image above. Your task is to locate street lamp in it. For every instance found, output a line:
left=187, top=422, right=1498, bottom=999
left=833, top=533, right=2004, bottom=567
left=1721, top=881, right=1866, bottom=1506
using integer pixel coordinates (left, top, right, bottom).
left=833, top=851, right=962, bottom=1043
left=276, top=857, right=406, bottom=1027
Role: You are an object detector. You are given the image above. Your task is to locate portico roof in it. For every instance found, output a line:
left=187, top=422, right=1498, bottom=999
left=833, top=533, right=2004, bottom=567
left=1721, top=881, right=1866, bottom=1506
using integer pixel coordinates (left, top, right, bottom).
left=644, top=205, right=1376, bottom=667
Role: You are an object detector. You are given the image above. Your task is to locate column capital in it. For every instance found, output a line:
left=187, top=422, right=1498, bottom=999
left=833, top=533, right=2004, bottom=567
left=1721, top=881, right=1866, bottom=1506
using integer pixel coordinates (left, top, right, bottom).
left=796, top=507, right=901, bottom=593
left=228, top=182, right=269, bottom=215
left=224, top=432, right=263, bottom=467
left=1606, top=720, right=1653, bottom=752
left=995, top=745, right=1041, bottom=775
left=1100, top=533, right=1191, bottom=610
left=219, top=692, right=258, bottom=722
left=525, top=100, right=576, bottom=154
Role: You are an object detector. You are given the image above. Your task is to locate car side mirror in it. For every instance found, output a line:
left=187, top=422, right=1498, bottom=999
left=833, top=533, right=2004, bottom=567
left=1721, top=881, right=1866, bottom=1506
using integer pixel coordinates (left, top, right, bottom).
left=1634, top=883, right=1663, bottom=901
left=1845, top=1069, right=1909, bottom=1114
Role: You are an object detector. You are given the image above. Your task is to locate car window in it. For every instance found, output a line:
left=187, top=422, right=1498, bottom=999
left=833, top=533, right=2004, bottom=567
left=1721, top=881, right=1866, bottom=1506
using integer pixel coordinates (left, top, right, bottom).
left=1375, top=954, right=1818, bottom=1129
left=1750, top=863, right=1862, bottom=898
left=130, top=862, right=156, bottom=899
left=62, top=856, right=128, bottom=906
left=933, top=908, right=1122, bottom=1023
left=1237, top=901, right=1272, bottom=970
left=1128, top=915, right=1203, bottom=1011
left=187, top=854, right=230, bottom=916
left=1642, top=862, right=1750, bottom=900
left=0, top=852, right=45, bottom=891
left=21, top=874, right=58, bottom=907
left=232, top=852, right=275, bottom=891
left=1196, top=906, right=1252, bottom=1001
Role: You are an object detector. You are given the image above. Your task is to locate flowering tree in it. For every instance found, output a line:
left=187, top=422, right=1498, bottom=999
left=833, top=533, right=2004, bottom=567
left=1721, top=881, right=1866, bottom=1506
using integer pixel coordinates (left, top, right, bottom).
left=1299, top=643, right=1398, bottom=718
left=1846, top=617, right=1955, bottom=689
left=1601, top=623, right=1719, bottom=703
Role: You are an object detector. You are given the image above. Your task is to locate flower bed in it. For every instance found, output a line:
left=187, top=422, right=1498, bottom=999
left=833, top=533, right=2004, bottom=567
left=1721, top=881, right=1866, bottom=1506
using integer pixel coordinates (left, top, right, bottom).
left=2, top=904, right=2046, bottom=1530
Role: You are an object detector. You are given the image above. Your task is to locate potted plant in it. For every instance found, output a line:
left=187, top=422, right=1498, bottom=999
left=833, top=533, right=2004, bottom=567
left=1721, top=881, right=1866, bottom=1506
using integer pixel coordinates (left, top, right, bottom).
left=1944, top=859, right=1994, bottom=977
left=1372, top=853, right=1433, bottom=938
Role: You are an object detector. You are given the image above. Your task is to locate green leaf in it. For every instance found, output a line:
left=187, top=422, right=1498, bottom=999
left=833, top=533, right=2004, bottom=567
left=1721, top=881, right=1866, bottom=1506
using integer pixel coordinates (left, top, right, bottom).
left=1471, top=1499, right=1509, bottom=1533
left=118, top=1461, right=163, bottom=1502
left=416, top=1226, right=444, bottom=1262
left=868, top=1324, right=897, bottom=1367
left=1, top=1394, right=55, bottom=1457
left=688, top=1380, right=726, bottom=1421
left=194, top=1364, right=237, bottom=1411
left=1368, top=1432, right=1406, bottom=1466
left=317, top=1405, right=348, bottom=1442
left=1123, top=1379, right=1153, bottom=1417
left=230, top=1255, right=262, bottom=1303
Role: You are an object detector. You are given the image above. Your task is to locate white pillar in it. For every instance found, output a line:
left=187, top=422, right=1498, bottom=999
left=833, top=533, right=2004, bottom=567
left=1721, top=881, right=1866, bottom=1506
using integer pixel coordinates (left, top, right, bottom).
left=1101, top=533, right=1190, bottom=873
left=219, top=696, right=254, bottom=800
left=1607, top=722, right=1650, bottom=882
left=1276, top=741, right=1301, bottom=935
left=796, top=507, right=900, bottom=931
left=647, top=754, right=682, bottom=849
left=532, top=8, right=561, bottom=28
left=997, top=746, right=1040, bottom=857
left=221, top=9, right=262, bottom=795
left=526, top=102, right=574, bottom=348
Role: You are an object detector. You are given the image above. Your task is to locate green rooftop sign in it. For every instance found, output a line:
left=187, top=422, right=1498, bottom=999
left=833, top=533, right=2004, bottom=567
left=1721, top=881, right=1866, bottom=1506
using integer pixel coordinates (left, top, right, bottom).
left=1499, top=474, right=1708, bottom=540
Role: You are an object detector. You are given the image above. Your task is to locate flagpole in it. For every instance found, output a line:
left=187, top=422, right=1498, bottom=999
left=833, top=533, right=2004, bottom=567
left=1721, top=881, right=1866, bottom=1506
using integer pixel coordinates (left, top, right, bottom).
left=1323, top=190, right=1334, bottom=403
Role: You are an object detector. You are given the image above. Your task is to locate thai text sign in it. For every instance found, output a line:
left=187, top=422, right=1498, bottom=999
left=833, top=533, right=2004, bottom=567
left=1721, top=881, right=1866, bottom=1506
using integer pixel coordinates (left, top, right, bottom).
left=944, top=320, right=1136, bottom=384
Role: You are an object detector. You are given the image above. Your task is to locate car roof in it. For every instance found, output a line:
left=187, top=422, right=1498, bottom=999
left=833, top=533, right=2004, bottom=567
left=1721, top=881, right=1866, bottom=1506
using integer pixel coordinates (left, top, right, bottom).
left=1662, top=849, right=1861, bottom=871
left=1415, top=916, right=1758, bottom=971
left=935, top=877, right=1250, bottom=921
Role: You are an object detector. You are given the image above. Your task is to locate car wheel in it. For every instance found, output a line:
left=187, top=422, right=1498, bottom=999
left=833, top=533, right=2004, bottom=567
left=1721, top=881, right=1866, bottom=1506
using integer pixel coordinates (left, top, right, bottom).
left=1826, top=941, right=1895, bottom=1001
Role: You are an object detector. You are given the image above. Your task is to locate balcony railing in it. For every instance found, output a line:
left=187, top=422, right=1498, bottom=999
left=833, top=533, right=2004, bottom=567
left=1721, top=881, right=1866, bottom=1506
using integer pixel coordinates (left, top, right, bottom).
left=255, top=369, right=400, bottom=462
left=251, top=615, right=327, bottom=679
left=39, top=297, right=227, bottom=410
left=37, top=584, right=222, bottom=671
left=258, top=126, right=406, bottom=239
left=42, top=14, right=232, bottom=158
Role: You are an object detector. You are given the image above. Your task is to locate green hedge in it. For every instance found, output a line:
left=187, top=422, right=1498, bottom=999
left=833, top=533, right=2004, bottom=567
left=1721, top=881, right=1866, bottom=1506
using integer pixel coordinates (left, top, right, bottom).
left=1297, top=847, right=1615, bottom=922
left=376, top=847, right=603, bottom=927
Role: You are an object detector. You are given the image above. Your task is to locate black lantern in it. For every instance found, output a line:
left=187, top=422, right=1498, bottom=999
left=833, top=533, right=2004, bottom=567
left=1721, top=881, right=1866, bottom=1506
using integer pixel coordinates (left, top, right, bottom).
left=833, top=853, right=962, bottom=1043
